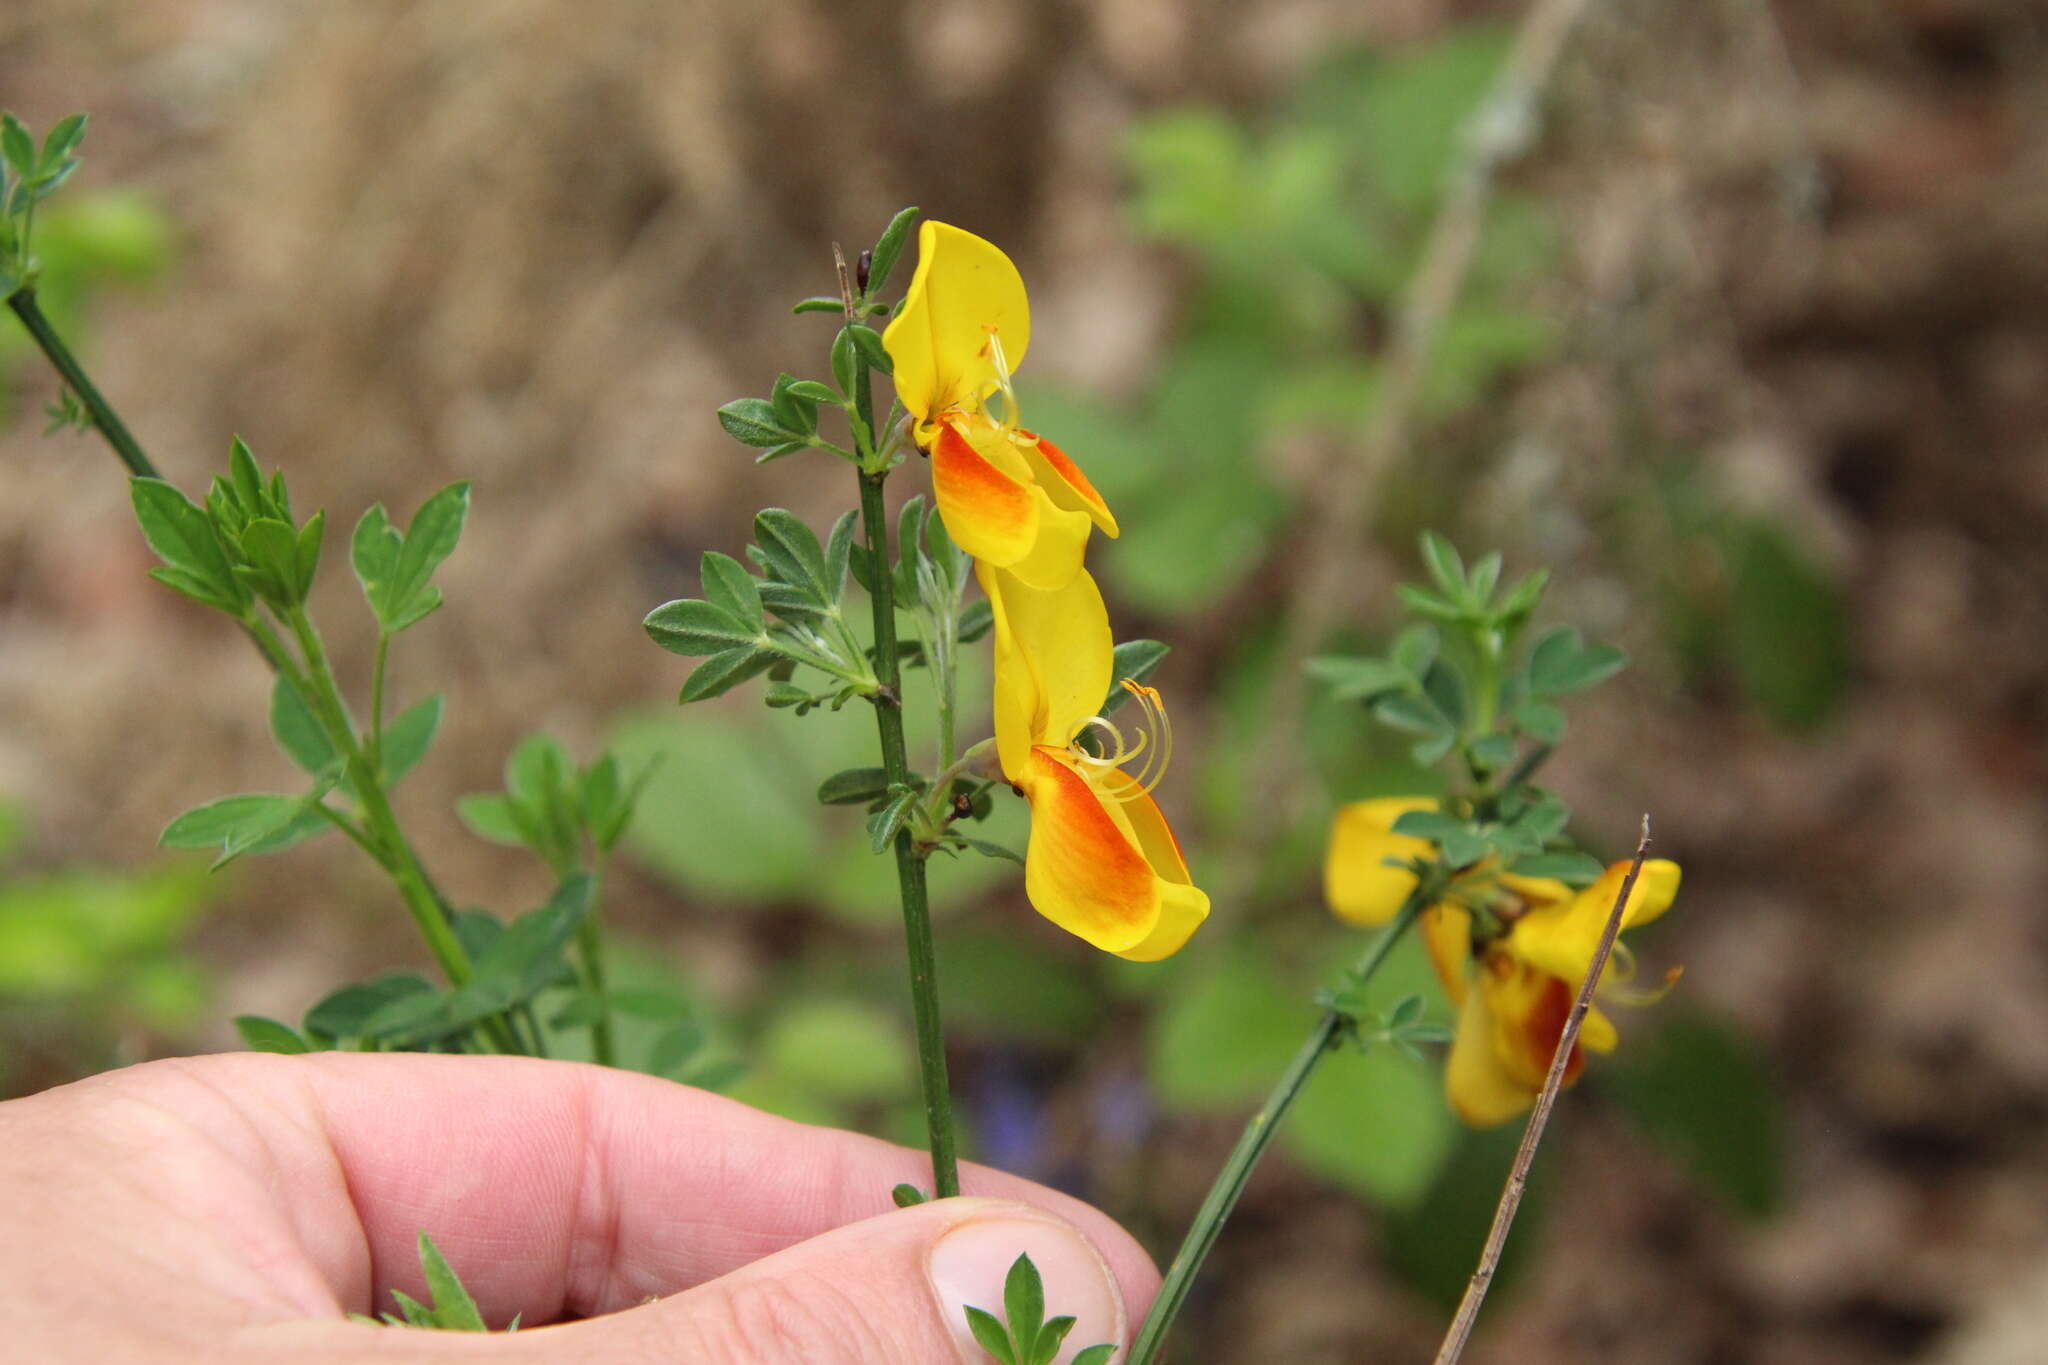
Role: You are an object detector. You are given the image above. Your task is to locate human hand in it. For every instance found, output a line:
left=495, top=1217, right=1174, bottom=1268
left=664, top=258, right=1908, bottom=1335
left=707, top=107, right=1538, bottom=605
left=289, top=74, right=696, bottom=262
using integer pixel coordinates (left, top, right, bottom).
left=0, top=1052, right=1157, bottom=1362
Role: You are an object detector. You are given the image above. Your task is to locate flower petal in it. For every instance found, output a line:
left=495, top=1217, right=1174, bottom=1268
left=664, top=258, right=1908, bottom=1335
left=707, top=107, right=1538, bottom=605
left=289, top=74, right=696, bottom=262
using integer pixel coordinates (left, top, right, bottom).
left=1098, top=767, right=1208, bottom=961
left=1019, top=747, right=1160, bottom=954
left=1422, top=902, right=1474, bottom=1007
left=1479, top=953, right=1584, bottom=1094
left=881, top=221, right=1030, bottom=432
left=1002, top=491, right=1093, bottom=591
left=1506, top=858, right=1682, bottom=987
left=1018, top=430, right=1118, bottom=538
left=1323, top=797, right=1437, bottom=926
left=1445, top=984, right=1539, bottom=1128
left=980, top=562, right=1113, bottom=778
left=933, top=419, right=1039, bottom=568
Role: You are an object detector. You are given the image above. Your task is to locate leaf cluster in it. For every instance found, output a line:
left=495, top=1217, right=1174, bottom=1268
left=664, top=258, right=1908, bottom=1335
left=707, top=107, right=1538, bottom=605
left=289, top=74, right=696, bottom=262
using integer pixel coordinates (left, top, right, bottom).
left=457, top=733, right=652, bottom=879
left=644, top=507, right=875, bottom=704
left=0, top=110, right=87, bottom=290
left=1314, top=988, right=1456, bottom=1062
left=721, top=206, right=918, bottom=470
left=352, top=1233, right=504, bottom=1332
left=963, top=1254, right=1115, bottom=1365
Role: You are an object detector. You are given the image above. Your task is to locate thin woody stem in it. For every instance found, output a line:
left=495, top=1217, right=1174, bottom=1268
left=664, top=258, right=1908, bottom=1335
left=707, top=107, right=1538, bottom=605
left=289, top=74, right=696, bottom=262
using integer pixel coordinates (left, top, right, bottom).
left=1432, top=815, right=1653, bottom=1365
left=1127, top=888, right=1430, bottom=1365
left=841, top=242, right=959, bottom=1198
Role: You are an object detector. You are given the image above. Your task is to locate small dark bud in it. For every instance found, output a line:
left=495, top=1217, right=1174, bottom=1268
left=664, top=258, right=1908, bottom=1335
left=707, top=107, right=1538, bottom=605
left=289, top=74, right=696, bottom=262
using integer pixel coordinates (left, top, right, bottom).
left=857, top=249, right=872, bottom=293
left=952, top=791, right=973, bottom=820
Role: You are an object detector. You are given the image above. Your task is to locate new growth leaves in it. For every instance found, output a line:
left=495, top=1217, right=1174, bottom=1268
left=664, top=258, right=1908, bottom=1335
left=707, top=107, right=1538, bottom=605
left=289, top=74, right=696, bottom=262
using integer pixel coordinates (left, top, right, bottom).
left=352, top=481, right=471, bottom=634
left=963, top=1255, right=1116, bottom=1365
left=0, top=109, right=88, bottom=291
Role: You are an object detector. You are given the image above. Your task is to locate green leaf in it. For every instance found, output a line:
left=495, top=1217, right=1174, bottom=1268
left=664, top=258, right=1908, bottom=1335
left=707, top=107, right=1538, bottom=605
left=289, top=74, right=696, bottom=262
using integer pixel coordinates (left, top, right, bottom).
left=866, top=788, right=916, bottom=853
left=1034, top=1316, right=1079, bottom=1364
left=387, top=482, right=471, bottom=627
left=891, top=1183, right=929, bottom=1208
left=227, top=435, right=265, bottom=514
left=0, top=114, right=34, bottom=180
left=378, top=694, right=445, bottom=785
left=698, top=551, right=764, bottom=629
left=752, top=509, right=832, bottom=603
left=455, top=793, right=524, bottom=846
left=1003, top=1254, right=1045, bottom=1356
left=1071, top=1346, right=1116, bottom=1365
left=1306, top=654, right=1409, bottom=700
left=1389, top=809, right=1470, bottom=844
left=823, top=509, right=857, bottom=604
left=304, top=973, right=434, bottom=1040
left=768, top=373, right=819, bottom=436
left=960, top=837, right=1023, bottom=866
left=233, top=1014, right=310, bottom=1054
left=679, top=647, right=775, bottom=702
left=1526, top=626, right=1627, bottom=696
left=964, top=1307, right=1015, bottom=1365
left=144, top=565, right=237, bottom=613
left=817, top=767, right=893, bottom=806
left=350, top=504, right=403, bottom=613
left=716, top=397, right=807, bottom=448
left=1371, top=691, right=1450, bottom=737
left=38, top=113, right=86, bottom=173
left=293, top=510, right=325, bottom=599
left=643, top=598, right=760, bottom=656
left=866, top=205, right=920, bottom=297
left=1506, top=851, right=1604, bottom=884
left=647, top=1021, right=705, bottom=1076
left=1467, top=733, right=1517, bottom=771
left=270, top=675, right=337, bottom=773
left=1390, top=623, right=1440, bottom=677
left=460, top=874, right=593, bottom=1014
left=1418, top=531, right=1467, bottom=599
left=1101, top=639, right=1170, bottom=716
left=791, top=295, right=845, bottom=315
left=1515, top=698, right=1565, bottom=744
left=958, top=598, right=994, bottom=644
left=1607, top=1010, right=1784, bottom=1219
left=847, top=323, right=892, bottom=374
left=131, top=478, right=246, bottom=611
left=160, top=794, right=299, bottom=853
left=830, top=327, right=858, bottom=396
left=415, top=1233, right=488, bottom=1331
left=785, top=378, right=839, bottom=404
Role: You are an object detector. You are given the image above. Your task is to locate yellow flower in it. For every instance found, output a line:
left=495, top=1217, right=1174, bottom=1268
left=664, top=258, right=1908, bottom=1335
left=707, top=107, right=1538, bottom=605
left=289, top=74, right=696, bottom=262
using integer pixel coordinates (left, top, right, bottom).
left=1324, top=799, right=1682, bottom=1126
left=882, top=221, right=1117, bottom=591
left=982, top=562, right=1207, bottom=960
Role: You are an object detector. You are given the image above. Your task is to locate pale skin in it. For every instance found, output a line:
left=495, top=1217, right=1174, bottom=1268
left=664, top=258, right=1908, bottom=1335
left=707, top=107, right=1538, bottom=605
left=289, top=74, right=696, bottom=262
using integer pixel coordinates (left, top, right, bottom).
left=0, top=1053, right=1158, bottom=1363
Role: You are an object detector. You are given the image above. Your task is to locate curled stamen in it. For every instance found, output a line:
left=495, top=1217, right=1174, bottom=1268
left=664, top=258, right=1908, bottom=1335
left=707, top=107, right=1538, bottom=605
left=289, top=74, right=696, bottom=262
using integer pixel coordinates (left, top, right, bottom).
left=1603, top=964, right=1684, bottom=1008
left=1068, top=682, right=1175, bottom=797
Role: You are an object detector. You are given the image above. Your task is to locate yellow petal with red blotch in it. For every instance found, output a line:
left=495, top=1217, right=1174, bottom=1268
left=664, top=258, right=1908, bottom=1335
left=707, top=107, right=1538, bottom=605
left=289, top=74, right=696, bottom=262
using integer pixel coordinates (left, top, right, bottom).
left=1479, top=953, right=1584, bottom=1094
left=1506, top=858, right=1682, bottom=988
left=881, top=221, right=1030, bottom=432
left=1421, top=902, right=1474, bottom=1007
left=1323, top=797, right=1437, bottom=926
left=1019, top=747, right=1160, bottom=954
left=934, top=420, right=1039, bottom=567
left=1098, top=766, right=1208, bottom=961
left=1445, top=985, right=1538, bottom=1128
left=978, top=562, right=1113, bottom=777
left=1018, top=430, right=1118, bottom=538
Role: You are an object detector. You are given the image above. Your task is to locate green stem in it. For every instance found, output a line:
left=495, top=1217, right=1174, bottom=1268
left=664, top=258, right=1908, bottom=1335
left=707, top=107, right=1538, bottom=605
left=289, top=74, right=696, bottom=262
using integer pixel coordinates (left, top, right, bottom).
left=1127, top=891, right=1427, bottom=1364
left=368, top=630, right=391, bottom=772
left=577, top=859, right=616, bottom=1067
left=5, top=287, right=159, bottom=479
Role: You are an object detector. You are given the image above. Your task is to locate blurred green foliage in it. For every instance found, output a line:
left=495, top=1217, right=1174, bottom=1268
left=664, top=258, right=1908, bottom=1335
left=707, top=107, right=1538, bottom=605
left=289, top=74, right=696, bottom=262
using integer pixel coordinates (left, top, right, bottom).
left=0, top=188, right=172, bottom=422
left=0, top=800, right=213, bottom=1095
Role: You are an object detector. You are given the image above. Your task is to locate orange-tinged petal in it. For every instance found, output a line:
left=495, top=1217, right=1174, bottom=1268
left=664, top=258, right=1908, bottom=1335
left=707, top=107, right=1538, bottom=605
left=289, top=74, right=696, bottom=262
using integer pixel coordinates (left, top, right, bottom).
left=1018, top=431, right=1118, bottom=538
left=1506, top=858, right=1682, bottom=987
left=1098, top=766, right=1208, bottom=960
left=933, top=419, right=1039, bottom=567
left=1422, top=902, right=1474, bottom=1006
left=1019, top=747, right=1160, bottom=954
left=1002, top=491, right=1092, bottom=590
left=881, top=221, right=1030, bottom=432
left=1478, top=953, right=1585, bottom=1094
left=979, top=562, right=1113, bottom=777
left=1445, top=984, right=1539, bottom=1128
left=1324, top=797, right=1437, bottom=926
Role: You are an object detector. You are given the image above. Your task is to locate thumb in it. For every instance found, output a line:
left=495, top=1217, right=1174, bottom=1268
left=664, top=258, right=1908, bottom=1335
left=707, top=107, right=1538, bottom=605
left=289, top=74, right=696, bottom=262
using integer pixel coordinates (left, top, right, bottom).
left=515, top=1197, right=1137, bottom=1364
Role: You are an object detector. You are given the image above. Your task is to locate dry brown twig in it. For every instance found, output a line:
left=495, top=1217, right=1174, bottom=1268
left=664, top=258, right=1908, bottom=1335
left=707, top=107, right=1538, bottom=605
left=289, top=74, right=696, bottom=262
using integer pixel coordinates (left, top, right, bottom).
left=1431, top=813, right=1653, bottom=1365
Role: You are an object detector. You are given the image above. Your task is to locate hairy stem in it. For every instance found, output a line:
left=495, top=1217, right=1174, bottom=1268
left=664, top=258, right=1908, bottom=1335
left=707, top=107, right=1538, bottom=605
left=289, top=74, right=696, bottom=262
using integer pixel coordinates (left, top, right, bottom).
left=1128, top=890, right=1427, bottom=1364
left=5, top=286, right=159, bottom=479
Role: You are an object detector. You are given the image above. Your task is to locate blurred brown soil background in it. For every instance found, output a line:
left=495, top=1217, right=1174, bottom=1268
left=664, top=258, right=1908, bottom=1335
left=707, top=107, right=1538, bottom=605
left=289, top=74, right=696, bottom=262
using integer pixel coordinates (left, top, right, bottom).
left=3, top=1, right=2048, bottom=1361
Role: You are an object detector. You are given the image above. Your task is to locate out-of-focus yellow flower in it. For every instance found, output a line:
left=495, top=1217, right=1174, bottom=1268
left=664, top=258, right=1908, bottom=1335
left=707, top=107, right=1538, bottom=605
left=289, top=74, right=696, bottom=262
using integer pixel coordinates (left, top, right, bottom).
left=1324, top=799, right=1682, bottom=1126
left=982, top=563, right=1206, bottom=960
left=882, top=221, right=1116, bottom=591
